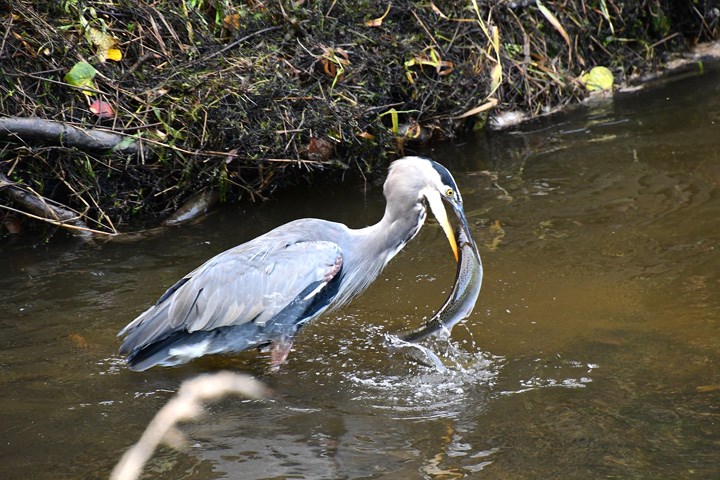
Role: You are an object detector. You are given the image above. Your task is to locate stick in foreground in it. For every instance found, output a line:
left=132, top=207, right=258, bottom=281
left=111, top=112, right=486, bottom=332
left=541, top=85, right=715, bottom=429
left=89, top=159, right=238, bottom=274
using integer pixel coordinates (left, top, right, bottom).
left=110, top=371, right=267, bottom=480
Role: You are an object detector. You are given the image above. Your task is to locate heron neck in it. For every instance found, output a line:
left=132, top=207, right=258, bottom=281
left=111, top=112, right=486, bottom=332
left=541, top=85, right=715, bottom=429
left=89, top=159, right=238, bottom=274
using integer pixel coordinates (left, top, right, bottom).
left=369, top=200, right=426, bottom=264
left=332, top=200, right=424, bottom=308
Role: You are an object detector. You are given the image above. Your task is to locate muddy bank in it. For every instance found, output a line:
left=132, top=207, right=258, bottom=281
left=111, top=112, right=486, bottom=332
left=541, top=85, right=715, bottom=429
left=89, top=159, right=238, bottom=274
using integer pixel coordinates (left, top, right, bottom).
left=1, top=1, right=719, bottom=237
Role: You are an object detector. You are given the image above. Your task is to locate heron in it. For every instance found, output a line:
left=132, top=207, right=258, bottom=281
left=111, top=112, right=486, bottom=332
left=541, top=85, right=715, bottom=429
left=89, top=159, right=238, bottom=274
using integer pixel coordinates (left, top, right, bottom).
left=118, top=156, right=474, bottom=371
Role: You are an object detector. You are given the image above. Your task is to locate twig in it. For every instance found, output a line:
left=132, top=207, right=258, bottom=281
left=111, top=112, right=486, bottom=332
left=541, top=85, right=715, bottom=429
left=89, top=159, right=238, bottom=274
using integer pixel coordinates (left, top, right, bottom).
left=649, top=32, right=680, bottom=50
left=110, top=372, right=267, bottom=480
left=411, top=9, right=440, bottom=50
left=0, top=204, right=115, bottom=236
left=202, top=26, right=283, bottom=62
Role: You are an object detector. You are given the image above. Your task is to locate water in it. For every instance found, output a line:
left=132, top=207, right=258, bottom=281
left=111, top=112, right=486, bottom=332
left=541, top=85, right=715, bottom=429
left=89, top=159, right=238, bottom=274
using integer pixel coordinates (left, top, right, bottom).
left=2, top=64, right=719, bottom=479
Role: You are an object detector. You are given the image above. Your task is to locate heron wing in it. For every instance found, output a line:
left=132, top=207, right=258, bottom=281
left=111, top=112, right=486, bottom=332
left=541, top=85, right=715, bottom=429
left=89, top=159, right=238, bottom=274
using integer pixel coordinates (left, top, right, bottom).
left=119, top=239, right=343, bottom=353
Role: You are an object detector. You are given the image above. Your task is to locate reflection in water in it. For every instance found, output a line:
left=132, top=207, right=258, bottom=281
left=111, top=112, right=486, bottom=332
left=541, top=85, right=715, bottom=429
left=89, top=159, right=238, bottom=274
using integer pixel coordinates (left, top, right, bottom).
left=2, top=65, right=720, bottom=479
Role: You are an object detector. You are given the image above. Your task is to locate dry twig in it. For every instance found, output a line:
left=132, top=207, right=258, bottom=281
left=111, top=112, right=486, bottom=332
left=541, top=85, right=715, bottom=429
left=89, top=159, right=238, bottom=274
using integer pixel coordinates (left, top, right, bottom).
left=110, top=371, right=267, bottom=480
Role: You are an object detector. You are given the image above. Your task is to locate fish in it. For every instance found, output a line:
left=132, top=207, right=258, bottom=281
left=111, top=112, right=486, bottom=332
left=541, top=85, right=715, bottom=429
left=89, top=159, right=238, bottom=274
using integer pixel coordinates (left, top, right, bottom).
left=386, top=338, right=448, bottom=371
left=394, top=226, right=483, bottom=343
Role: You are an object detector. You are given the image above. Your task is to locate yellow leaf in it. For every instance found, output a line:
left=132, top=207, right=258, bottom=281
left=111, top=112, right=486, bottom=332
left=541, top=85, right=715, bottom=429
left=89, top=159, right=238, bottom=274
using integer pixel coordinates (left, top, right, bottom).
left=223, top=13, right=242, bottom=31
left=485, top=220, right=505, bottom=251
left=106, top=47, right=122, bottom=62
left=580, top=66, right=614, bottom=91
left=67, top=333, right=90, bottom=349
left=86, top=26, right=122, bottom=63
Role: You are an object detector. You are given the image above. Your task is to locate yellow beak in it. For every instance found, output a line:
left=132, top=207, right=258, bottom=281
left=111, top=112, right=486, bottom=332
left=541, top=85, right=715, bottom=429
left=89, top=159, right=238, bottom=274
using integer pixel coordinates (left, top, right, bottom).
left=423, top=188, right=459, bottom=262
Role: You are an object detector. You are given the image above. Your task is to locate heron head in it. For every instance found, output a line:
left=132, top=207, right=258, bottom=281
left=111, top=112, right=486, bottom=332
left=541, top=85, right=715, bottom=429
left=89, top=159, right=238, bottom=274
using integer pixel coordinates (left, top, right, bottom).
left=386, top=156, right=472, bottom=262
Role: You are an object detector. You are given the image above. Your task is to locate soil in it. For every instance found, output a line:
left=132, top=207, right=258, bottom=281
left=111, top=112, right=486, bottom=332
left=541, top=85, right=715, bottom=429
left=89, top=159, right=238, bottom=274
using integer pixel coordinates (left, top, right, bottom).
left=1, top=1, right=719, bottom=237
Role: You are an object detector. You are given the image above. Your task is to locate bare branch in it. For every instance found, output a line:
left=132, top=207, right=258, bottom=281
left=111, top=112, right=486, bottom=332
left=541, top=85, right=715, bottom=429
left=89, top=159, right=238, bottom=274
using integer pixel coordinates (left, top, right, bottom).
left=110, top=372, right=267, bottom=480
left=0, top=117, right=138, bottom=155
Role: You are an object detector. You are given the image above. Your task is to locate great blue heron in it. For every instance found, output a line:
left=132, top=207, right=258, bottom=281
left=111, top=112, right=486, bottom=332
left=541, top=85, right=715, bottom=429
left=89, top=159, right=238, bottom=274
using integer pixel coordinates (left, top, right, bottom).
left=119, top=156, right=474, bottom=371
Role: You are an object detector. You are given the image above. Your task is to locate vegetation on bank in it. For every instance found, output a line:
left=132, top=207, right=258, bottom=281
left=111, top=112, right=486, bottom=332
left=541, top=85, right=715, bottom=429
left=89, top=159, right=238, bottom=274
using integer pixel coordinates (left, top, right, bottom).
left=1, top=1, right=718, bottom=237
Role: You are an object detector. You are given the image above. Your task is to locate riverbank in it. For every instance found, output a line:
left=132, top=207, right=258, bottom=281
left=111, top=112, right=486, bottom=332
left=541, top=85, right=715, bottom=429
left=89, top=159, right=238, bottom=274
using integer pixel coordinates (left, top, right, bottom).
left=1, top=1, right=719, bottom=237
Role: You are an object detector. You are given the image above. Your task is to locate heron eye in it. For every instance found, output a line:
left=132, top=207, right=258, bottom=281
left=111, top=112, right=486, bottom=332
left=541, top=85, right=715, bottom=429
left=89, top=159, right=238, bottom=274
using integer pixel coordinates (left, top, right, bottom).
left=445, top=188, right=455, bottom=197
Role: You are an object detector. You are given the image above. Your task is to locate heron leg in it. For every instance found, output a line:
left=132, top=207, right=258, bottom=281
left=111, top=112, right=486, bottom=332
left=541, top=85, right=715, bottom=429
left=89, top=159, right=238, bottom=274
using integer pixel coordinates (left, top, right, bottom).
left=270, top=337, right=294, bottom=369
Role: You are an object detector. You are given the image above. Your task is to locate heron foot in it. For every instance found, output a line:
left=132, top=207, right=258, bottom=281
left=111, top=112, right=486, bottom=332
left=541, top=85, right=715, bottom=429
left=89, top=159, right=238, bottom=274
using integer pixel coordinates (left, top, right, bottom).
left=269, top=338, right=294, bottom=370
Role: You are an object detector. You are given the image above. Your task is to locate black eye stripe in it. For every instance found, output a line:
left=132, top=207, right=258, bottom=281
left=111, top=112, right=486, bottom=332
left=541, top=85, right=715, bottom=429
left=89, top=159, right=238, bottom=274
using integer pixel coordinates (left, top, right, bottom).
left=427, top=158, right=459, bottom=192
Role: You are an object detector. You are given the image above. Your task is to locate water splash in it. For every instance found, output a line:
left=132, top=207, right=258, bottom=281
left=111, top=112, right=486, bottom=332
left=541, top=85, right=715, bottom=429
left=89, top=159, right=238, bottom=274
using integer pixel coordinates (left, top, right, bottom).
left=338, top=334, right=503, bottom=419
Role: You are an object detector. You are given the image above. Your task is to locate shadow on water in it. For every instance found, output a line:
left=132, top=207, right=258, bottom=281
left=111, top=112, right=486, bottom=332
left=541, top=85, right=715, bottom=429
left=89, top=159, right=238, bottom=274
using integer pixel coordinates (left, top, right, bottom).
left=2, top=64, right=720, bottom=479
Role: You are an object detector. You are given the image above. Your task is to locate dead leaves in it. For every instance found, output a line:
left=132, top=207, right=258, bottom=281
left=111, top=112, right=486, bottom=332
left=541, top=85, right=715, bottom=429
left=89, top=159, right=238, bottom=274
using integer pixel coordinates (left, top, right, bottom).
left=2, top=214, right=22, bottom=235
left=365, top=3, right=392, bottom=27
left=306, top=136, right=335, bottom=162
left=75, top=6, right=123, bottom=63
left=461, top=1, right=501, bottom=119
left=65, top=61, right=116, bottom=120
left=90, top=99, right=115, bottom=119
left=319, top=47, right=351, bottom=91
left=56, top=6, right=123, bottom=118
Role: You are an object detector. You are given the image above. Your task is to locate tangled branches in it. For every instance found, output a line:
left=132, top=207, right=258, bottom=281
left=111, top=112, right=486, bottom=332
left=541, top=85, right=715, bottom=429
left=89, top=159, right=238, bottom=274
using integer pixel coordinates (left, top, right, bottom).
left=1, top=1, right=717, bottom=237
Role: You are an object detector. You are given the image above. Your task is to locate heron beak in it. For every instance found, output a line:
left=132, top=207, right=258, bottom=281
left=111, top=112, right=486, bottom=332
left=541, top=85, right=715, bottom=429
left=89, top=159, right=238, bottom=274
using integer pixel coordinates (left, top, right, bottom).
left=424, top=189, right=459, bottom=262
left=451, top=203, right=477, bottom=255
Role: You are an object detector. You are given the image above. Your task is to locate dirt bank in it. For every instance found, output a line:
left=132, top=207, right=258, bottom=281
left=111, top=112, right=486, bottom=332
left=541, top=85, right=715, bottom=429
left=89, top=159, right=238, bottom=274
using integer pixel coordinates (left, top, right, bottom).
left=1, top=1, right=718, bottom=237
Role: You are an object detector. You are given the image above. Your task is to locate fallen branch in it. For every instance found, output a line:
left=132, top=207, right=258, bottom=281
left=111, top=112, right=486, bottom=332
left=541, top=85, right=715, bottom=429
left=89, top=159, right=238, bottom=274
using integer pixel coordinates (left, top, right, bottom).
left=0, top=117, right=138, bottom=155
left=0, top=172, right=102, bottom=237
left=110, top=372, right=267, bottom=480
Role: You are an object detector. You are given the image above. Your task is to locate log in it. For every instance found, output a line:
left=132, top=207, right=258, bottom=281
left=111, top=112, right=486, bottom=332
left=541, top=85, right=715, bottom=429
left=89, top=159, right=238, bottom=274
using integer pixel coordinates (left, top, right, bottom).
left=0, top=117, right=138, bottom=155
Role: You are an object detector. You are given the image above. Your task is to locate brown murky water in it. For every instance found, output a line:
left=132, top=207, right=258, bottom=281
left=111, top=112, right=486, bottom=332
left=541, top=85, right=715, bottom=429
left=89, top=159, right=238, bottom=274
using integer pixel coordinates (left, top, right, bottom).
left=2, top=65, right=720, bottom=479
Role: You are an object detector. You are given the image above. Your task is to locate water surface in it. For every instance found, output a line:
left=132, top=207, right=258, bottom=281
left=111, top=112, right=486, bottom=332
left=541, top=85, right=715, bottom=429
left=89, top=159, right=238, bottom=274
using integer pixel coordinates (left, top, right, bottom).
left=1, top=65, right=719, bottom=479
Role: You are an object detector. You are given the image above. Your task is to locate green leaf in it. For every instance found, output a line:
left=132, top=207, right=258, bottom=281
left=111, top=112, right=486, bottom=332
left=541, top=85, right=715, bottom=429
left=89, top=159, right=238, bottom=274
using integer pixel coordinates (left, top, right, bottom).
left=112, top=136, right=136, bottom=153
left=64, top=61, right=97, bottom=95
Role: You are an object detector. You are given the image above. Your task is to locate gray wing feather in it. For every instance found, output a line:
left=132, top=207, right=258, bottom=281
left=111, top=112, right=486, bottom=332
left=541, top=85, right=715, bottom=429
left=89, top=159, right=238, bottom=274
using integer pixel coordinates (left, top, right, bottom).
left=120, top=239, right=342, bottom=353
